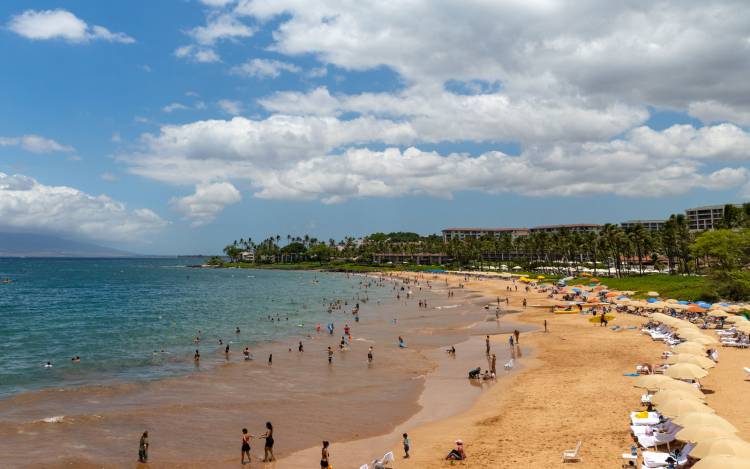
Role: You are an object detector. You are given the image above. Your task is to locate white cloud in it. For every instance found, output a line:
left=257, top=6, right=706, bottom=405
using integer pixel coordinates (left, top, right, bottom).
left=174, top=45, right=221, bottom=63
left=199, top=0, right=236, bottom=7
left=189, top=13, right=254, bottom=45
left=0, top=134, right=74, bottom=153
left=230, top=58, right=301, bottom=79
left=171, top=182, right=241, bottom=226
left=100, top=172, right=118, bottom=182
left=236, top=0, right=750, bottom=118
left=218, top=99, right=243, bottom=115
left=162, top=102, right=190, bottom=113
left=8, top=9, right=134, bottom=44
left=0, top=172, right=166, bottom=242
left=122, top=117, right=750, bottom=202
left=688, top=100, right=750, bottom=126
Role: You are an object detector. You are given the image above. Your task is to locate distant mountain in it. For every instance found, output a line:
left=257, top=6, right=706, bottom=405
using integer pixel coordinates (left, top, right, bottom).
left=0, top=232, right=136, bottom=257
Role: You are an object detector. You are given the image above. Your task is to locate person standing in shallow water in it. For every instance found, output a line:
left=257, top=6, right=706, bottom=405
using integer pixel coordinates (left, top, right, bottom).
left=241, top=428, right=252, bottom=465
left=138, top=431, right=149, bottom=463
left=261, top=421, right=275, bottom=462
left=321, top=440, right=330, bottom=468
left=485, top=335, right=491, bottom=355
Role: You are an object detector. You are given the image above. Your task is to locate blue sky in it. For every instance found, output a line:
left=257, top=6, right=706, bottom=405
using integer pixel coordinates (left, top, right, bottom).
left=1, top=1, right=749, bottom=254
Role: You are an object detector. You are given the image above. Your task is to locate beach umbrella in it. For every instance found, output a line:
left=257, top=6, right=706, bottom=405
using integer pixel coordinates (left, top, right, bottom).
left=677, top=426, right=737, bottom=443
left=689, top=336, right=719, bottom=345
left=673, top=413, right=738, bottom=432
left=657, top=399, right=715, bottom=418
left=691, top=437, right=750, bottom=459
left=647, top=297, right=659, bottom=303
left=651, top=389, right=706, bottom=406
left=655, top=379, right=705, bottom=396
left=666, top=354, right=716, bottom=369
left=688, top=304, right=708, bottom=313
left=606, top=291, right=620, bottom=297
left=665, top=299, right=678, bottom=304
left=633, top=375, right=675, bottom=389
left=708, top=310, right=729, bottom=317
left=692, top=455, right=750, bottom=469
left=665, top=363, right=709, bottom=380
left=648, top=291, right=660, bottom=297
left=674, top=342, right=706, bottom=354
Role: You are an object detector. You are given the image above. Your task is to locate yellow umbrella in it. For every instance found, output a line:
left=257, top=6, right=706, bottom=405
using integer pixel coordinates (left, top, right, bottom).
left=676, top=426, right=737, bottom=443
left=665, top=299, right=678, bottom=304
left=692, top=455, right=750, bottom=469
left=674, top=342, right=707, bottom=354
left=648, top=291, right=660, bottom=297
left=666, top=354, right=716, bottom=369
left=665, top=363, right=709, bottom=380
left=634, top=375, right=675, bottom=389
left=651, top=389, right=706, bottom=406
left=691, top=437, right=750, bottom=459
left=673, top=413, right=738, bottom=432
left=657, top=399, right=715, bottom=418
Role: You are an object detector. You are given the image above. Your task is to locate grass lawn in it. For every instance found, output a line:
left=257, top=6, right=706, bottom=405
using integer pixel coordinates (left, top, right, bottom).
left=570, top=275, right=710, bottom=301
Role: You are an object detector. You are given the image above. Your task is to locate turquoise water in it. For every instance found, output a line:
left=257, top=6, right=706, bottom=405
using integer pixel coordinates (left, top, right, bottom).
left=0, top=258, right=380, bottom=398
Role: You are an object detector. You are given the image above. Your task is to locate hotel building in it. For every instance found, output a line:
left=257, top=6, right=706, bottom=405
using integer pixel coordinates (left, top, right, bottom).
left=441, top=227, right=529, bottom=243
left=620, top=220, right=666, bottom=231
left=685, top=204, right=743, bottom=231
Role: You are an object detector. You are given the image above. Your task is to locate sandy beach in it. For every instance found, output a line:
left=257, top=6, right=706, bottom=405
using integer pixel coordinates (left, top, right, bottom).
left=357, top=273, right=750, bottom=468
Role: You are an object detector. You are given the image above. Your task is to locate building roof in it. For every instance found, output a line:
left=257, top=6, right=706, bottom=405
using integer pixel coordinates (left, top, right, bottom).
left=442, top=227, right=528, bottom=232
left=621, top=220, right=666, bottom=224
left=530, top=224, right=601, bottom=229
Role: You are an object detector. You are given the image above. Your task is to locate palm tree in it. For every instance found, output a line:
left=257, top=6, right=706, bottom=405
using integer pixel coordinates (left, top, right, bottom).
left=627, top=224, right=648, bottom=275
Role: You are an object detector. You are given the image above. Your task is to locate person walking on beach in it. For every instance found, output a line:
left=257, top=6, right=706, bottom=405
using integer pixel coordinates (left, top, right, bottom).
left=268, top=353, right=273, bottom=366
left=298, top=341, right=304, bottom=352
left=368, top=346, right=373, bottom=364
left=522, top=298, right=527, bottom=308
left=321, top=440, right=330, bottom=468
left=514, top=329, right=520, bottom=344
left=485, top=335, right=491, bottom=355
left=138, top=431, right=149, bottom=463
left=490, top=354, right=497, bottom=375
left=241, top=428, right=252, bottom=465
left=544, top=319, right=548, bottom=333
left=402, top=433, right=410, bottom=458
left=327, top=346, right=333, bottom=364
left=509, top=335, right=514, bottom=348
left=261, top=422, right=275, bottom=462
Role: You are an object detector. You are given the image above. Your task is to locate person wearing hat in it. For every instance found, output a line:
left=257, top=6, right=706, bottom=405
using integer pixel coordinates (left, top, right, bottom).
left=445, top=440, right=466, bottom=460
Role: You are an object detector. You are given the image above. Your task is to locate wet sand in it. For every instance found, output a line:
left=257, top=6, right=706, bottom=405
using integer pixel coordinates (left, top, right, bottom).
left=0, top=274, right=522, bottom=467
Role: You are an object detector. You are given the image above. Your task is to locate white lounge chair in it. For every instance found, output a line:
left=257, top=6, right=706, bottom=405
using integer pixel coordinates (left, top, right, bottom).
left=562, top=441, right=582, bottom=462
left=371, top=451, right=394, bottom=469
left=359, top=465, right=369, bottom=469
left=641, top=442, right=693, bottom=467
left=744, top=367, right=750, bottom=379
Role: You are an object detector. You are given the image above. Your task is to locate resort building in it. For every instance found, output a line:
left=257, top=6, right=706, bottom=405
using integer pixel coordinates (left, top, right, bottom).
left=372, top=252, right=448, bottom=265
left=685, top=204, right=742, bottom=231
left=239, top=250, right=255, bottom=262
left=441, top=227, right=529, bottom=242
left=528, top=224, right=601, bottom=234
left=620, top=220, right=666, bottom=231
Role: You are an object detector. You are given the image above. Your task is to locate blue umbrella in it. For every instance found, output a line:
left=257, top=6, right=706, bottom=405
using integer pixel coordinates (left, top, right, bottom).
left=678, top=300, right=689, bottom=305
left=647, top=298, right=658, bottom=303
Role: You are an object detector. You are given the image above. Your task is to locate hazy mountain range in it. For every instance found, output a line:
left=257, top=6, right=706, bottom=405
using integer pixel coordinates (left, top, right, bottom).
left=0, top=232, right=135, bottom=257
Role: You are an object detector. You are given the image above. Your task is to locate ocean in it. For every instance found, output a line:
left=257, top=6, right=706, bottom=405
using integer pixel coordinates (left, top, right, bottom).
left=0, top=258, right=383, bottom=398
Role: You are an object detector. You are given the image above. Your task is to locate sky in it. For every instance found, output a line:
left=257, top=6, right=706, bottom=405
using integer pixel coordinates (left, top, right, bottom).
left=1, top=0, right=749, bottom=254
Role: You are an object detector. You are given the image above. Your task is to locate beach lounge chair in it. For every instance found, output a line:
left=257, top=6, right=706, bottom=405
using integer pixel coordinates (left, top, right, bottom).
left=359, top=465, right=369, bottom=469
left=641, top=443, right=693, bottom=467
left=744, top=367, right=750, bottom=379
left=637, top=429, right=677, bottom=450
left=630, top=411, right=661, bottom=426
left=504, top=358, right=514, bottom=370
left=371, top=451, right=394, bottom=469
left=562, top=441, right=582, bottom=462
